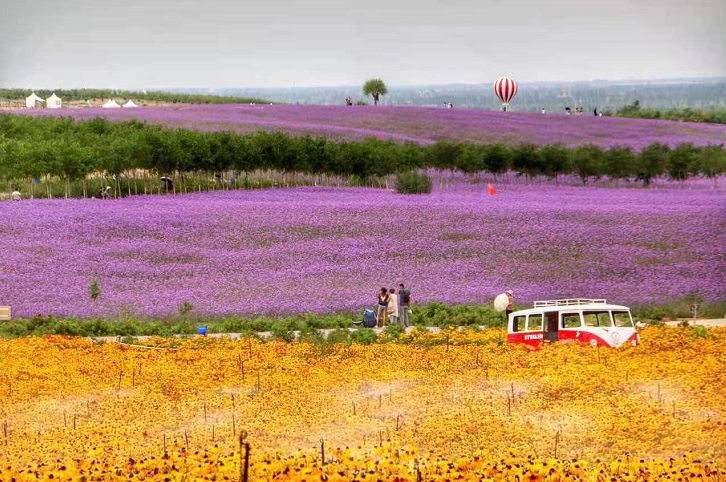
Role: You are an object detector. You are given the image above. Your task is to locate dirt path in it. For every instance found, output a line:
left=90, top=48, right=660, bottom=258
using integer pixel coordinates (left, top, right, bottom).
left=663, top=318, right=726, bottom=327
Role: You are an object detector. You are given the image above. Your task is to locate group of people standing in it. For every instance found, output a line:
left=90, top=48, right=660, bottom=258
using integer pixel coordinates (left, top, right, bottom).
left=376, top=284, right=412, bottom=328
left=564, top=106, right=603, bottom=116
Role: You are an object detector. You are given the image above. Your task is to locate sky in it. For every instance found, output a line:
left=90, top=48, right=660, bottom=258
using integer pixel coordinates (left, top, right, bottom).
left=1, top=0, right=725, bottom=89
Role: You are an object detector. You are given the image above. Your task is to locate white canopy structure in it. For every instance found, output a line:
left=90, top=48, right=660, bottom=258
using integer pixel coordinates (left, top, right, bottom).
left=46, top=93, right=62, bottom=109
left=102, top=99, right=121, bottom=109
left=122, top=100, right=138, bottom=108
left=25, top=92, right=45, bottom=109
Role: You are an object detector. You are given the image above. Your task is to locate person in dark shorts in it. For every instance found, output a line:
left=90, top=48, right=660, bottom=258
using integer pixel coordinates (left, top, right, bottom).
left=376, top=287, right=389, bottom=328
left=505, top=290, right=514, bottom=318
left=398, top=283, right=411, bottom=327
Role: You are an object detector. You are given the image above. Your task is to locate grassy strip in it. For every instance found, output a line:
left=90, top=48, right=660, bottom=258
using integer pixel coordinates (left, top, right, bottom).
left=0, top=301, right=723, bottom=339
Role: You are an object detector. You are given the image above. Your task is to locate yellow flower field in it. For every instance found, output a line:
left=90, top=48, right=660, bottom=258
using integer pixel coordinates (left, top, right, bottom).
left=1, top=327, right=725, bottom=481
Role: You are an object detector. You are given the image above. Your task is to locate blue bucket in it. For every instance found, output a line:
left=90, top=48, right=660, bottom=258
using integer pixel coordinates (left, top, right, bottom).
left=197, top=325, right=208, bottom=336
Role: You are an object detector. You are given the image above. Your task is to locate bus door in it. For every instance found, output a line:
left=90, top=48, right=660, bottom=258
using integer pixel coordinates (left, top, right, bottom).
left=544, top=312, right=558, bottom=341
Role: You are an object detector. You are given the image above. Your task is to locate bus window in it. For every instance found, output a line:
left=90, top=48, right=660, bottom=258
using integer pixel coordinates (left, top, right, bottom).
left=512, top=315, right=526, bottom=332
left=527, top=314, right=543, bottom=331
left=583, top=311, right=612, bottom=327
left=562, top=313, right=582, bottom=329
left=612, top=311, right=633, bottom=327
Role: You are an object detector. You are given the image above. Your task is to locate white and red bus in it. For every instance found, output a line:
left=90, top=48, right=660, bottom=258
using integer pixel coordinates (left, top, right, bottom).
left=507, top=299, right=639, bottom=348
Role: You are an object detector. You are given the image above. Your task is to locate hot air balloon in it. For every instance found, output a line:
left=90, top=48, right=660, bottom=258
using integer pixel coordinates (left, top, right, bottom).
left=494, top=77, right=518, bottom=111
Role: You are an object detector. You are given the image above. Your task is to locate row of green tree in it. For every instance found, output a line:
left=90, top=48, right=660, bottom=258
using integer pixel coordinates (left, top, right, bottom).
left=607, top=100, right=726, bottom=125
left=0, top=88, right=269, bottom=105
left=1, top=114, right=725, bottom=192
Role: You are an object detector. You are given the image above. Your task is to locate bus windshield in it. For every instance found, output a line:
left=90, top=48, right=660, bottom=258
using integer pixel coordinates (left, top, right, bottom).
left=612, top=311, right=634, bottom=327
left=583, top=311, right=611, bottom=328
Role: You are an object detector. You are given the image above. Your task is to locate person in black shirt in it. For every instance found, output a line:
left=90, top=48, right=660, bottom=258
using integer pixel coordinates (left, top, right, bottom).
left=398, top=283, right=411, bottom=327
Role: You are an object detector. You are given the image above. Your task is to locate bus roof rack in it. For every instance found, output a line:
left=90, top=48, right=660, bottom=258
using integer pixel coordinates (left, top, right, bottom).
left=533, top=299, right=607, bottom=308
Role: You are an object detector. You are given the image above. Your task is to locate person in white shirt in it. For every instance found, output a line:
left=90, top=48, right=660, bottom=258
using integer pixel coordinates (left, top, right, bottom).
left=11, top=191, right=21, bottom=202
left=387, top=288, right=399, bottom=325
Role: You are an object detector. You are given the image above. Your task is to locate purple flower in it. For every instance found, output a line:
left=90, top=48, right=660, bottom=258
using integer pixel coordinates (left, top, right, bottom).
left=1, top=181, right=723, bottom=318
left=8, top=104, right=725, bottom=149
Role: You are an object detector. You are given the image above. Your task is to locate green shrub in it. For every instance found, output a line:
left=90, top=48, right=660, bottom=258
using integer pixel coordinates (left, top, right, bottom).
left=89, top=277, right=101, bottom=302
left=394, top=171, right=432, bottom=194
left=382, top=324, right=405, bottom=340
left=327, top=328, right=352, bottom=345
left=270, top=324, right=295, bottom=342
left=688, top=326, right=714, bottom=340
left=298, top=326, right=325, bottom=344
left=631, top=303, right=675, bottom=321
left=700, top=302, right=726, bottom=318
left=350, top=328, right=377, bottom=345
left=178, top=301, right=194, bottom=316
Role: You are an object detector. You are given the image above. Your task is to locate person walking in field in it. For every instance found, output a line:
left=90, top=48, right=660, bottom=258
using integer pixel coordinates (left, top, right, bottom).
left=99, top=186, right=111, bottom=199
left=398, top=283, right=411, bottom=327
left=387, top=288, right=399, bottom=325
left=376, top=287, right=389, bottom=328
left=505, top=290, right=514, bottom=318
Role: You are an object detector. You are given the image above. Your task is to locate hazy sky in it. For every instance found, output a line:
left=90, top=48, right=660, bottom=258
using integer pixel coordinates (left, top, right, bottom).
left=1, top=0, right=725, bottom=89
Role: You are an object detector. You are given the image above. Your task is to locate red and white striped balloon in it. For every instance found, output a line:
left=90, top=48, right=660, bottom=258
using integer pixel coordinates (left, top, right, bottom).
left=493, top=77, right=518, bottom=108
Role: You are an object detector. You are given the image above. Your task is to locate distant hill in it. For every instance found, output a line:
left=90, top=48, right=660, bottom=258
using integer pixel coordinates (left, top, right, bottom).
left=0, top=88, right=270, bottom=106
left=179, top=78, right=726, bottom=112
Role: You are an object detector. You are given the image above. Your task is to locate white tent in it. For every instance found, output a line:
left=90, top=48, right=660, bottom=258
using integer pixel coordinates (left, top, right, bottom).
left=102, top=99, right=121, bottom=109
left=122, top=100, right=138, bottom=108
left=46, top=93, right=62, bottom=109
left=25, top=92, right=45, bottom=109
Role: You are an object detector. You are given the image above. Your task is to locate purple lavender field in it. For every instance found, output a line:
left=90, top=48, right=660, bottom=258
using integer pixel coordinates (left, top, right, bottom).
left=1, top=182, right=724, bottom=318
left=14, top=104, right=726, bottom=149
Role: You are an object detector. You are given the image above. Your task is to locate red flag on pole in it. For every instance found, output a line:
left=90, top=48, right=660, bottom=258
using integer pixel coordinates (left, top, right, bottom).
left=487, top=183, right=498, bottom=196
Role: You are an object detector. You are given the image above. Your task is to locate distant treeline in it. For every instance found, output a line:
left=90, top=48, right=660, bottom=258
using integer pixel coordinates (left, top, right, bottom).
left=608, top=100, right=726, bottom=125
left=1, top=114, right=725, bottom=197
left=0, top=88, right=270, bottom=105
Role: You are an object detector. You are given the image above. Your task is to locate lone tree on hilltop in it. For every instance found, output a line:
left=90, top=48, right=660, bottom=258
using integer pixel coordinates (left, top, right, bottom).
left=363, top=79, right=388, bottom=105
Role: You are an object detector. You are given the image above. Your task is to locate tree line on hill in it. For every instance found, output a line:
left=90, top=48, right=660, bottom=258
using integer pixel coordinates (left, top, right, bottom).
left=1, top=114, right=725, bottom=198
left=605, top=100, right=726, bottom=125
left=0, top=88, right=269, bottom=105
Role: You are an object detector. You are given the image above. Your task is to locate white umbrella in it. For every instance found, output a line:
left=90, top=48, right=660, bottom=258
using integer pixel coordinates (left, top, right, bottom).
left=493, top=293, right=510, bottom=312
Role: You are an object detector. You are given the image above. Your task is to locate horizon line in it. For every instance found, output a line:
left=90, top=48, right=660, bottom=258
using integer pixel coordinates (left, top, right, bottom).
left=3, top=75, right=726, bottom=93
